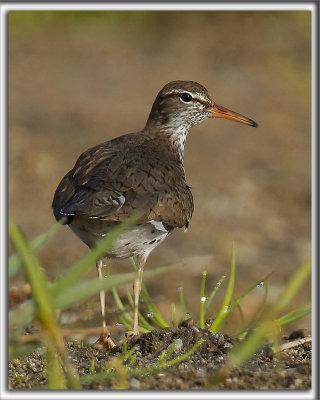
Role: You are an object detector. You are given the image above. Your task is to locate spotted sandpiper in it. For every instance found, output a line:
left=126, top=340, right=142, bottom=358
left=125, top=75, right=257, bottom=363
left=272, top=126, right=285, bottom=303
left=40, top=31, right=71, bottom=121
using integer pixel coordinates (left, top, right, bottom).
left=52, top=80, right=258, bottom=349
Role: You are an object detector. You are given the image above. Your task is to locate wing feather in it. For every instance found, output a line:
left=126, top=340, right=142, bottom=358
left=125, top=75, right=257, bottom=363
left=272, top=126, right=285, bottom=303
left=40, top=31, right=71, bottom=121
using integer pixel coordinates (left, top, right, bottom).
left=52, top=133, right=193, bottom=228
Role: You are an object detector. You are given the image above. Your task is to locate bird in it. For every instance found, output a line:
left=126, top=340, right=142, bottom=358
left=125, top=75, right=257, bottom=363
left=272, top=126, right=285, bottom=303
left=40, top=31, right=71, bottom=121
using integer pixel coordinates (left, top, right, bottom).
left=52, top=80, right=258, bottom=349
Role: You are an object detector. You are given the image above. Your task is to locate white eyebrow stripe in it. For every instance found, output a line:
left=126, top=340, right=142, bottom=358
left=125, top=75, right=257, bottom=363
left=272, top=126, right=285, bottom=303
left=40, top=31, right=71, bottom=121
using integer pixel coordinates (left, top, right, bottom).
left=164, top=89, right=193, bottom=96
left=162, top=89, right=211, bottom=106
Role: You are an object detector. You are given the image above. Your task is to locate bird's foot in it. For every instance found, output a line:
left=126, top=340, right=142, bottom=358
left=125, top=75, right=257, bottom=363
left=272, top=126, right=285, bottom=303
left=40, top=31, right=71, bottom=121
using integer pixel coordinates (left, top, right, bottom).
left=125, top=330, right=140, bottom=341
left=92, top=332, right=116, bottom=350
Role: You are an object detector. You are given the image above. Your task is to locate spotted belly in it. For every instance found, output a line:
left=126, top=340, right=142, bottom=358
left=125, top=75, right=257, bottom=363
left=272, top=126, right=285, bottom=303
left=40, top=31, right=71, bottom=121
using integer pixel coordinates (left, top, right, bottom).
left=69, top=217, right=170, bottom=259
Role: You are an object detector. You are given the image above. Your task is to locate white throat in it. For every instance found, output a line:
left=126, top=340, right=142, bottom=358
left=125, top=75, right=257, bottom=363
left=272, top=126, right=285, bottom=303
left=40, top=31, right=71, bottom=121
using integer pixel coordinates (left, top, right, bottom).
left=168, top=125, right=189, bottom=164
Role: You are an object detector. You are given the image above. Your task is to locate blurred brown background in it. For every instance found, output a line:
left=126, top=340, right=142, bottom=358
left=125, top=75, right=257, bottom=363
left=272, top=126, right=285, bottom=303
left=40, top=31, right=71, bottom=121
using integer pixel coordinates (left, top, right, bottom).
left=9, top=11, right=311, bottom=333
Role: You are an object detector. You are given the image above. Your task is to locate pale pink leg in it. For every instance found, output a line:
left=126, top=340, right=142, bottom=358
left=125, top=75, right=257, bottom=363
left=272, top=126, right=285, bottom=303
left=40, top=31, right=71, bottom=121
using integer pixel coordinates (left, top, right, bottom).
left=132, top=255, right=145, bottom=336
left=93, top=259, right=116, bottom=350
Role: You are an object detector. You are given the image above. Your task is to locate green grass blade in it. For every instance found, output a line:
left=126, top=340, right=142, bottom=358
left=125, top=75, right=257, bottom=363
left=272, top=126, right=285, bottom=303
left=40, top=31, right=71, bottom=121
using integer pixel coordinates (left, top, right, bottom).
left=236, top=277, right=270, bottom=337
left=159, top=340, right=177, bottom=363
left=9, top=217, right=56, bottom=327
left=199, top=270, right=207, bottom=328
left=54, top=273, right=137, bottom=309
left=45, top=347, right=67, bottom=389
left=112, top=287, right=125, bottom=311
left=230, top=323, right=269, bottom=366
left=276, top=302, right=311, bottom=327
left=80, top=338, right=204, bottom=385
left=165, top=339, right=204, bottom=367
left=230, top=260, right=311, bottom=366
left=52, top=214, right=140, bottom=297
left=54, top=265, right=171, bottom=310
left=117, top=315, right=133, bottom=332
left=271, top=259, right=311, bottom=316
left=9, top=217, right=81, bottom=389
left=203, top=275, right=226, bottom=316
left=246, top=277, right=270, bottom=329
left=126, top=288, right=134, bottom=308
left=113, top=287, right=153, bottom=332
left=210, top=243, right=236, bottom=333
left=138, top=314, right=154, bottom=332
left=139, top=282, right=168, bottom=328
left=9, top=222, right=61, bottom=277
left=219, top=272, right=273, bottom=331
left=111, top=288, right=135, bottom=331
left=137, top=310, right=154, bottom=332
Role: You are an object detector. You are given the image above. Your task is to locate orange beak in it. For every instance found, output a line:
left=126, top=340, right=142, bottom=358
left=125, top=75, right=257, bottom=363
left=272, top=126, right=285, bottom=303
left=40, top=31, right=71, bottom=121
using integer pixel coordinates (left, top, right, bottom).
left=207, top=103, right=258, bottom=128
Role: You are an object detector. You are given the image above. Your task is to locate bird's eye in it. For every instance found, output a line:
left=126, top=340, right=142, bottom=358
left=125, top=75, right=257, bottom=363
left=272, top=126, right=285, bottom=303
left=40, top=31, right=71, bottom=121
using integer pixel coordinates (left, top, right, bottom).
left=180, top=93, right=193, bottom=103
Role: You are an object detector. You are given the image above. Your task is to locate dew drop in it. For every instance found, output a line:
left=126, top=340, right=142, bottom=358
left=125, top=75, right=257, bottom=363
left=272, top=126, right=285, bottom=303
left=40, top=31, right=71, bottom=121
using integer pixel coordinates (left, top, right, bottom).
left=201, top=296, right=206, bottom=302
left=257, top=281, right=264, bottom=289
left=224, top=305, right=229, bottom=312
left=186, top=313, right=191, bottom=319
left=146, top=312, right=154, bottom=318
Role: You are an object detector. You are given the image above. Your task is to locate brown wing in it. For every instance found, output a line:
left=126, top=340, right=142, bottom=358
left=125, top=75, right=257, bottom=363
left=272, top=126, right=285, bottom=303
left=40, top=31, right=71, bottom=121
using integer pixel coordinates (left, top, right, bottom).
left=52, top=132, right=193, bottom=229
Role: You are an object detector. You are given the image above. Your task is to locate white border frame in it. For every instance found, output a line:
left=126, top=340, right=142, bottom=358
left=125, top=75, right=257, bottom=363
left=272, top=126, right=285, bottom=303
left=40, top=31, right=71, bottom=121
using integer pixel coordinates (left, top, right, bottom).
left=1, top=2, right=317, bottom=400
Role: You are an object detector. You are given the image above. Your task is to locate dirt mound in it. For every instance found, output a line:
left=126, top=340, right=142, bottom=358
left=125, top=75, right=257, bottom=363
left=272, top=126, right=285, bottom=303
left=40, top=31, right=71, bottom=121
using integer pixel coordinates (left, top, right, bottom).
left=9, top=327, right=311, bottom=390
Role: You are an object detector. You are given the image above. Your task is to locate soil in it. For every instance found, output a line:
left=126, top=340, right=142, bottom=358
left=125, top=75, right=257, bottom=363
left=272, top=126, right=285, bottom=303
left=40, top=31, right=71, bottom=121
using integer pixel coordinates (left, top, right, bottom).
left=8, top=327, right=311, bottom=391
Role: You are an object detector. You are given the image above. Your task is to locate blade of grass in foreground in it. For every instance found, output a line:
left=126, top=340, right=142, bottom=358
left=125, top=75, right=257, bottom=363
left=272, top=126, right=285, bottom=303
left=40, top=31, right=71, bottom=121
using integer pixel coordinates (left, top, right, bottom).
left=9, top=217, right=56, bottom=330
left=54, top=265, right=172, bottom=310
left=276, top=302, right=311, bottom=327
left=45, top=345, right=66, bottom=390
left=9, top=222, right=61, bottom=277
left=210, top=243, right=236, bottom=334
left=9, top=217, right=80, bottom=389
left=52, top=213, right=140, bottom=297
left=229, top=259, right=311, bottom=366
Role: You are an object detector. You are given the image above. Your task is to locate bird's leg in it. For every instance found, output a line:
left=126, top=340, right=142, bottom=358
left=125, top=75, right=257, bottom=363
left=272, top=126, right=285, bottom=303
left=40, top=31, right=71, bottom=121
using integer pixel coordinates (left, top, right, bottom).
left=92, top=259, right=116, bottom=350
left=132, top=255, right=145, bottom=337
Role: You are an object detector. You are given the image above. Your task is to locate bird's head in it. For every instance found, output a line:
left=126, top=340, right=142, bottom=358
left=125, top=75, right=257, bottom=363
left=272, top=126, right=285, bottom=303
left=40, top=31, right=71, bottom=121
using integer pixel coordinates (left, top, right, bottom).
left=146, top=80, right=258, bottom=132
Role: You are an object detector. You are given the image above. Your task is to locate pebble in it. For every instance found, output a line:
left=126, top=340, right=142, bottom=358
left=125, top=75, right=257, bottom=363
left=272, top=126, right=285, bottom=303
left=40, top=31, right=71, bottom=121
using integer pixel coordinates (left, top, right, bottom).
left=167, top=338, right=183, bottom=353
left=130, top=378, right=141, bottom=389
left=195, top=368, right=206, bottom=377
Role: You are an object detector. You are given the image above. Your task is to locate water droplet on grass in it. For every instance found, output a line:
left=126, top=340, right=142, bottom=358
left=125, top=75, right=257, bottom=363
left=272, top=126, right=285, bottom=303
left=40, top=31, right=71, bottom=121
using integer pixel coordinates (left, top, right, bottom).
left=257, top=281, right=264, bottom=289
left=146, top=312, right=154, bottom=318
left=201, top=296, right=206, bottom=302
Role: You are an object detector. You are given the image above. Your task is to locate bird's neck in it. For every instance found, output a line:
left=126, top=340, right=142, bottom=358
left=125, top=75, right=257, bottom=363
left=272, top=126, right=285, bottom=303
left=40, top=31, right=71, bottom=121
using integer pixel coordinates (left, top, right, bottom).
left=143, top=121, right=190, bottom=166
